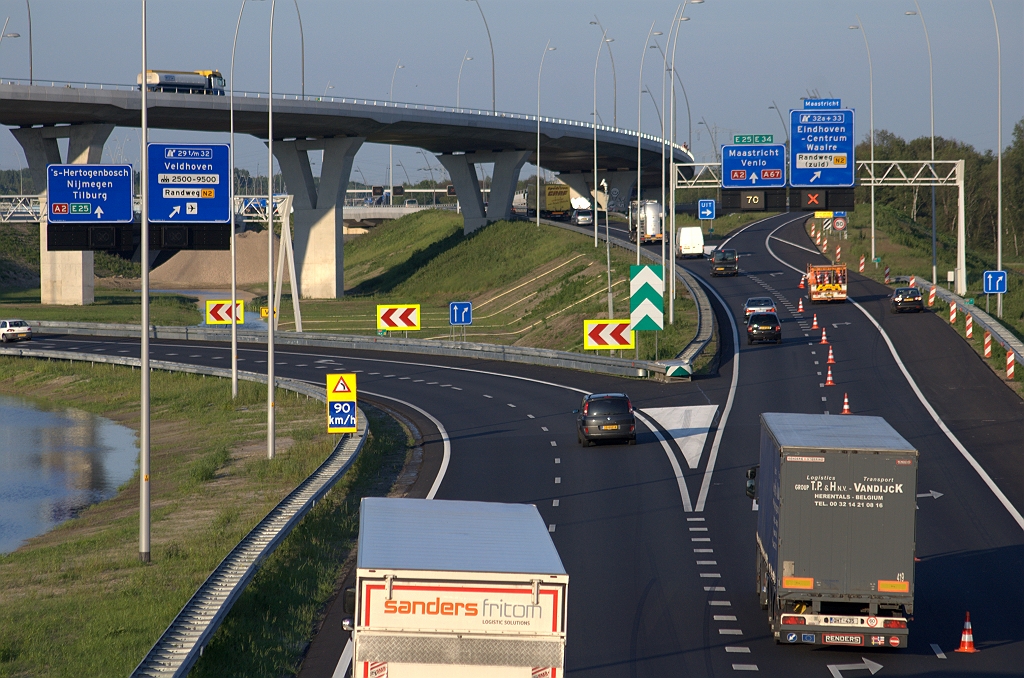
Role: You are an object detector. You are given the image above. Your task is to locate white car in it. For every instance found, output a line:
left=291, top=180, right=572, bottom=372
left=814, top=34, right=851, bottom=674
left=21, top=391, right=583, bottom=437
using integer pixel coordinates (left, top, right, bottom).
left=743, top=297, right=777, bottom=318
left=0, top=319, right=32, bottom=342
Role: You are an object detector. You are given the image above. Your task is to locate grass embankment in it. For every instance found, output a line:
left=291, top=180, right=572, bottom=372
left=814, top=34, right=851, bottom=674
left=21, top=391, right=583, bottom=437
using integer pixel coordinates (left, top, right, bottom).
left=677, top=210, right=781, bottom=239
left=0, top=287, right=202, bottom=325
left=0, top=358, right=411, bottom=677
left=266, top=211, right=697, bottom=360
left=803, top=208, right=1023, bottom=397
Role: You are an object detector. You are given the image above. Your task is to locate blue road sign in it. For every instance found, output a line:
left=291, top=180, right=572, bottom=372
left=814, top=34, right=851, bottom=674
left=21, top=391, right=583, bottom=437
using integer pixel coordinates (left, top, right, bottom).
left=983, top=270, right=1007, bottom=294
left=46, top=164, right=134, bottom=223
left=450, top=301, right=473, bottom=326
left=698, top=199, right=716, bottom=220
left=721, top=144, right=786, bottom=188
left=803, top=98, right=841, bottom=109
left=328, top=401, right=356, bottom=429
left=148, top=143, right=230, bottom=223
left=790, top=109, right=855, bottom=187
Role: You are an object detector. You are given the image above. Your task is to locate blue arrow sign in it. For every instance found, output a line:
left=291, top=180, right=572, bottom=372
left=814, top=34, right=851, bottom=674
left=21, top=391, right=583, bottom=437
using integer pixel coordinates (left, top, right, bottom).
left=983, top=270, right=1007, bottom=294
left=698, top=199, right=716, bottom=220
left=790, top=109, right=855, bottom=187
left=46, top=164, right=134, bottom=223
left=449, top=301, right=473, bottom=326
left=148, top=143, right=230, bottom=223
left=721, top=144, right=787, bottom=188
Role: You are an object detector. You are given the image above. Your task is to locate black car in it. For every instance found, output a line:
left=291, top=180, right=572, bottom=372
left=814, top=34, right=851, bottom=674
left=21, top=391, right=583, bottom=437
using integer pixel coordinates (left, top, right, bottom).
left=747, top=312, right=782, bottom=345
left=575, top=393, right=636, bottom=446
left=890, top=287, right=925, bottom=313
left=710, top=248, right=739, bottom=276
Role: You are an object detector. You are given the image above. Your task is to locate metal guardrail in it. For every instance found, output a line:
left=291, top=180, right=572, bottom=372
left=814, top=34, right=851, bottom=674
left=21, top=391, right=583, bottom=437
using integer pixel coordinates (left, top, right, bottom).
left=542, top=220, right=715, bottom=378
left=896, top=277, right=1024, bottom=358
left=24, top=321, right=659, bottom=379
left=0, top=345, right=368, bottom=678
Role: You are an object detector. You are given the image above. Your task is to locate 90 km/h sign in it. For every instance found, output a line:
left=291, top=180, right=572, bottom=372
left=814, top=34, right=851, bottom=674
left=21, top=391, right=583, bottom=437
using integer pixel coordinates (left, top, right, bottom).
left=327, top=373, right=358, bottom=434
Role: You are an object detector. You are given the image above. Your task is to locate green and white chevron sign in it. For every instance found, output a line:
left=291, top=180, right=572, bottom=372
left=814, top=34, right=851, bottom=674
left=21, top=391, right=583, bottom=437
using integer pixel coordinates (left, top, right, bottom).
left=630, top=264, right=664, bottom=331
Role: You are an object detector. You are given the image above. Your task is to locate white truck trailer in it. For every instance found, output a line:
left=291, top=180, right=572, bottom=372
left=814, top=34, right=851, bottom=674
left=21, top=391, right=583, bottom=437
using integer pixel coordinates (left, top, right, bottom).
left=346, top=497, right=568, bottom=678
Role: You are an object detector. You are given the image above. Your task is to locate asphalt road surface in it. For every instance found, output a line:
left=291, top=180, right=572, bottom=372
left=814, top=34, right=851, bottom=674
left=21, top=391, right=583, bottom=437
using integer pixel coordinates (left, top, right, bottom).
left=28, top=212, right=1024, bottom=675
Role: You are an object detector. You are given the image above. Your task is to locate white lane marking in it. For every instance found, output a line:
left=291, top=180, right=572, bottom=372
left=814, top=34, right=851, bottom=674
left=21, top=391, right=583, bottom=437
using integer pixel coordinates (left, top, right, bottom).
left=689, top=527, right=708, bottom=532
left=212, top=356, right=223, bottom=360
left=554, top=458, right=560, bottom=464
left=507, top=403, right=516, bottom=408
left=555, top=477, right=561, bottom=484
left=295, top=363, right=307, bottom=367
left=766, top=220, right=1024, bottom=533
left=542, top=426, right=549, bottom=431
left=399, top=376, right=410, bottom=380
left=369, top=372, right=380, bottom=375
left=692, top=273, right=742, bottom=513
left=719, top=629, right=743, bottom=635
left=732, top=664, right=758, bottom=671
left=440, top=383, right=451, bottom=387
left=697, top=560, right=717, bottom=565
left=634, top=410, right=693, bottom=512
left=552, top=499, right=559, bottom=506
left=354, top=389, right=451, bottom=501
left=527, top=414, right=536, bottom=419
left=641, top=405, right=719, bottom=469
left=548, top=524, right=556, bottom=532
left=427, top=381, right=438, bottom=385
left=333, top=638, right=354, bottom=678
left=715, top=615, right=737, bottom=621
left=451, top=387, right=462, bottom=391
left=413, top=379, right=424, bottom=382
left=821, top=397, right=827, bottom=401
left=725, top=646, right=750, bottom=653
left=709, top=601, right=731, bottom=606
left=692, top=537, right=711, bottom=542
left=550, top=441, right=557, bottom=447
left=694, top=548, right=714, bottom=553
left=700, top=573, right=721, bottom=578
left=704, top=586, right=725, bottom=591
left=483, top=394, right=493, bottom=398
left=930, top=643, right=946, bottom=659
left=687, top=517, right=705, bottom=521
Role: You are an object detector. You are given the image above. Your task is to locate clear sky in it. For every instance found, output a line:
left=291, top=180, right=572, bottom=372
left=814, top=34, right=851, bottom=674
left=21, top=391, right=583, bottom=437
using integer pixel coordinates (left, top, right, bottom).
left=0, top=0, right=1021, bottom=186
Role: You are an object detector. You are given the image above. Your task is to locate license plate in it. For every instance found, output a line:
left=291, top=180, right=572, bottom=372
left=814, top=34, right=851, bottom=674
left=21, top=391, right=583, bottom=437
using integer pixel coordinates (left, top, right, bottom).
left=601, top=425, right=619, bottom=430
left=760, top=326, right=771, bottom=330
left=824, top=617, right=860, bottom=625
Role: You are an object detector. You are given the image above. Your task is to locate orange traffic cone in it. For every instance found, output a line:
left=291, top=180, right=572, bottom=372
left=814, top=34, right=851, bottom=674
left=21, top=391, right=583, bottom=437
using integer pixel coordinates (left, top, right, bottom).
left=798, top=298, right=805, bottom=313
left=825, top=366, right=835, bottom=386
left=812, top=314, right=819, bottom=330
left=820, top=327, right=829, bottom=345
left=799, top=276, right=806, bottom=289
left=827, top=346, right=836, bottom=364
left=955, top=612, right=979, bottom=653
left=841, top=393, right=851, bottom=414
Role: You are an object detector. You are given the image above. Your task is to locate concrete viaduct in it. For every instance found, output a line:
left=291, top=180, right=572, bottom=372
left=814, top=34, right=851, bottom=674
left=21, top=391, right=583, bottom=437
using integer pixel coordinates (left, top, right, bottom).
left=0, top=81, right=692, bottom=303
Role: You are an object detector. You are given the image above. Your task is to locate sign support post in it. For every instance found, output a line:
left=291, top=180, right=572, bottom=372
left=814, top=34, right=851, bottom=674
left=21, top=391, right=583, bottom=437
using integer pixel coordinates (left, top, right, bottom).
left=139, top=0, right=151, bottom=564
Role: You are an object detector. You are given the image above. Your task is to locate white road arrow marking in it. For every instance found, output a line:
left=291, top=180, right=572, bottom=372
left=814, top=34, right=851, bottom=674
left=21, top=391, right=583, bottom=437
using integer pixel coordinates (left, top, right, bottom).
left=95, top=206, right=104, bottom=219
left=831, top=322, right=852, bottom=328
left=827, top=657, right=883, bottom=678
left=169, top=205, right=181, bottom=218
left=810, top=171, right=822, bottom=182
left=917, top=490, right=943, bottom=499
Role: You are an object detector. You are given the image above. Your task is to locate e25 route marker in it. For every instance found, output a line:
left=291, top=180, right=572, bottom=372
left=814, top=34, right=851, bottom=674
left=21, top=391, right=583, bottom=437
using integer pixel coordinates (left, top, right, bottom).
left=584, top=319, right=635, bottom=350
left=205, top=300, right=244, bottom=325
left=326, top=373, right=358, bottom=434
left=376, top=304, right=421, bottom=330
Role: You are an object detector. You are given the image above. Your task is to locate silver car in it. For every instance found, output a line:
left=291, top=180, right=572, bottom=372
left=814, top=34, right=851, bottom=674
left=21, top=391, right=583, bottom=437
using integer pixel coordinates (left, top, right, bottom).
left=570, top=209, right=593, bottom=226
left=0, top=319, right=32, bottom=342
left=744, top=297, right=777, bottom=318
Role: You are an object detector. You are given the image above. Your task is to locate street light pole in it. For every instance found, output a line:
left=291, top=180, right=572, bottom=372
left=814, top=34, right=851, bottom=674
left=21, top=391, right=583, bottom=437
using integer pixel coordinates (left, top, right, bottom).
left=24, top=0, right=31, bottom=85
left=229, top=0, right=247, bottom=400
left=593, top=30, right=611, bottom=247
left=768, top=102, right=789, bottom=148
left=602, top=179, right=614, bottom=319
left=456, top=51, right=472, bottom=108
left=668, top=8, right=694, bottom=325
left=537, top=41, right=555, bottom=228
left=636, top=22, right=657, bottom=264
left=292, top=0, right=304, bottom=97
left=990, top=0, right=1003, bottom=317
left=139, top=0, right=151, bottom=564
left=590, top=17, right=617, bottom=128
left=267, top=0, right=277, bottom=461
left=465, top=0, right=495, bottom=113
left=389, top=61, right=404, bottom=206
left=850, top=18, right=874, bottom=265
left=906, top=3, right=937, bottom=286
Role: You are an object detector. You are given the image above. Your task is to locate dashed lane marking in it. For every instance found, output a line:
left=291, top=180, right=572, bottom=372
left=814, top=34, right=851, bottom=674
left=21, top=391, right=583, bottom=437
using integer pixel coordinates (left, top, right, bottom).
left=692, top=537, right=711, bottom=542
left=527, top=414, right=535, bottom=419
left=483, top=394, right=493, bottom=398
left=725, top=647, right=750, bottom=653
left=694, top=548, right=714, bottom=553
left=719, top=629, right=743, bottom=635
left=700, top=573, right=722, bottom=578
left=550, top=441, right=557, bottom=447
left=548, top=524, right=556, bottom=532
left=704, top=586, right=726, bottom=591
left=552, top=499, right=559, bottom=506
left=687, top=517, right=705, bottom=522
left=554, top=477, right=561, bottom=484
left=715, top=615, right=738, bottom=621
left=507, top=403, right=517, bottom=408
left=709, top=601, right=732, bottom=606
left=930, top=644, right=946, bottom=659
left=731, top=664, right=758, bottom=671
left=697, top=560, right=717, bottom=565
left=542, top=426, right=549, bottom=431
left=689, top=527, right=708, bottom=532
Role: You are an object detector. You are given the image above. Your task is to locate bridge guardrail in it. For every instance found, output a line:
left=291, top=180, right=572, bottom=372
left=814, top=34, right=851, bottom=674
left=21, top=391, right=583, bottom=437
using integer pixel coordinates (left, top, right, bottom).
left=0, top=344, right=368, bottom=678
left=24, top=321, right=660, bottom=379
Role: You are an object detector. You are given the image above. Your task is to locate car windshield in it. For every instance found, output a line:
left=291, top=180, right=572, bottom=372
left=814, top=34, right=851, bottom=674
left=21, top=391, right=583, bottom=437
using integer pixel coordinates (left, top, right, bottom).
left=578, top=210, right=592, bottom=217
left=896, top=288, right=920, bottom=297
left=588, top=398, right=630, bottom=415
left=714, top=251, right=736, bottom=262
left=749, top=314, right=777, bottom=325
left=748, top=299, right=773, bottom=307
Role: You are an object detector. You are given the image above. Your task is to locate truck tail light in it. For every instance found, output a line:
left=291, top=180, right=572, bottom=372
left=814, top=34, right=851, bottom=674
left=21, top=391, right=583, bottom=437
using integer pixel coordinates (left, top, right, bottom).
left=883, top=619, right=907, bottom=629
left=781, top=615, right=806, bottom=626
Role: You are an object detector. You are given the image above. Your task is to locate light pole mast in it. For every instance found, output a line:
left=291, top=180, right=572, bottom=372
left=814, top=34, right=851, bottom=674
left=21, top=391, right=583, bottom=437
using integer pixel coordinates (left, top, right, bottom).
left=850, top=17, right=874, bottom=265
left=537, top=41, right=555, bottom=228
left=466, top=0, right=495, bottom=113
left=267, top=0, right=277, bottom=461
left=593, top=29, right=610, bottom=247
left=636, top=21, right=657, bottom=264
left=990, top=0, right=1003, bottom=317
left=229, top=0, right=246, bottom=399
left=590, top=17, right=617, bottom=128
left=389, top=61, right=404, bottom=206
left=139, top=0, right=151, bottom=564
left=906, top=3, right=937, bottom=287
left=457, top=51, right=472, bottom=108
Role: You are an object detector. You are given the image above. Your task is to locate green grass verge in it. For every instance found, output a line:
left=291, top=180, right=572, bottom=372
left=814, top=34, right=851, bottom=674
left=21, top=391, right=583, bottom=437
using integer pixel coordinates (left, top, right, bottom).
left=676, top=210, right=781, bottom=239
left=263, top=212, right=698, bottom=359
left=0, top=288, right=202, bottom=325
left=0, top=358, right=405, bottom=677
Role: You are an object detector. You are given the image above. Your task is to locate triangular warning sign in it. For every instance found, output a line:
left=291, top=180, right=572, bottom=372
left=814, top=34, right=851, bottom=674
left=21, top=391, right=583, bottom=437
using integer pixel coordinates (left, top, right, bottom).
left=332, top=377, right=351, bottom=393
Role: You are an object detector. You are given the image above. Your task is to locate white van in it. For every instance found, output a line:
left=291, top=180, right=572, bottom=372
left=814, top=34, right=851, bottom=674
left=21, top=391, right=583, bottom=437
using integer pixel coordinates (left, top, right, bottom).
left=677, top=226, right=705, bottom=258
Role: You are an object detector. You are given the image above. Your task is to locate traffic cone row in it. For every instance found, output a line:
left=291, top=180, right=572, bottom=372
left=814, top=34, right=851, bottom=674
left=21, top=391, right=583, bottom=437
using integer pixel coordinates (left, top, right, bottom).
left=820, top=327, right=829, bottom=345
left=841, top=393, right=851, bottom=414
left=797, top=298, right=804, bottom=313
left=799, top=276, right=806, bottom=289
left=825, top=366, right=835, bottom=386
left=827, top=346, right=835, bottom=364
left=812, top=314, right=819, bottom=330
